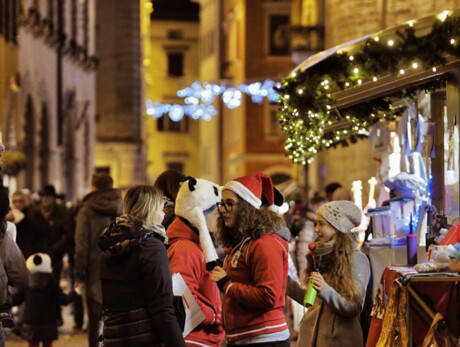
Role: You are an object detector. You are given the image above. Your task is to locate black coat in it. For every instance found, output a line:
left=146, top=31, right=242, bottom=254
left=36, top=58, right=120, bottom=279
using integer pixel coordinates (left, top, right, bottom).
left=15, top=207, right=47, bottom=259
left=13, top=272, right=76, bottom=342
left=99, top=218, right=185, bottom=347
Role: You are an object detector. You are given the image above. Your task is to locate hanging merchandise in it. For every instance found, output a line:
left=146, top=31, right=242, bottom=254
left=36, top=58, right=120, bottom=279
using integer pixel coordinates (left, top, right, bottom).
left=422, top=120, right=435, bottom=159
left=447, top=115, right=456, bottom=171
left=369, top=122, right=390, bottom=153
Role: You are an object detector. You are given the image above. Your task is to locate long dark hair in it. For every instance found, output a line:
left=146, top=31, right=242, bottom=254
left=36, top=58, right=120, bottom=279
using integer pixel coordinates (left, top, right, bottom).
left=215, top=198, right=285, bottom=247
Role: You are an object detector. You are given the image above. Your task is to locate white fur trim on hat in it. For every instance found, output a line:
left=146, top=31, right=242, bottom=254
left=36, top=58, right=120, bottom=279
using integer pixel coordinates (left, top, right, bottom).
left=223, top=180, right=261, bottom=209
left=26, top=253, right=52, bottom=274
left=175, top=178, right=221, bottom=265
left=317, top=200, right=362, bottom=234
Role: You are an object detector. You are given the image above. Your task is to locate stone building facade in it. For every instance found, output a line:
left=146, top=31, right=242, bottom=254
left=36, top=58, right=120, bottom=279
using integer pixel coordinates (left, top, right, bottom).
left=221, top=0, right=295, bottom=186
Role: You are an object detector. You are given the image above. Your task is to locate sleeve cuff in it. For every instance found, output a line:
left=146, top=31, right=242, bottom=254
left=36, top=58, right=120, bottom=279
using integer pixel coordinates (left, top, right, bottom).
left=217, top=276, right=231, bottom=292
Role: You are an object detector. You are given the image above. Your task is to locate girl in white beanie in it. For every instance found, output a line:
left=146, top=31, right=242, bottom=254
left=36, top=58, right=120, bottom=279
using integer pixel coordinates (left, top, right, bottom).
left=286, top=200, right=371, bottom=347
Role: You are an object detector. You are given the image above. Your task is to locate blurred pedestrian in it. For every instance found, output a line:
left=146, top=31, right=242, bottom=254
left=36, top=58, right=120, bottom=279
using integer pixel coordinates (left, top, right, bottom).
left=13, top=253, right=79, bottom=347
left=325, top=182, right=342, bottom=201
left=0, top=187, right=29, bottom=347
left=6, top=191, right=47, bottom=259
left=98, top=185, right=185, bottom=347
left=74, top=173, right=122, bottom=346
left=153, top=169, right=187, bottom=229
left=212, top=173, right=291, bottom=346
left=167, top=177, right=225, bottom=346
left=293, top=193, right=327, bottom=282
left=286, top=200, right=370, bottom=346
left=36, top=185, right=71, bottom=282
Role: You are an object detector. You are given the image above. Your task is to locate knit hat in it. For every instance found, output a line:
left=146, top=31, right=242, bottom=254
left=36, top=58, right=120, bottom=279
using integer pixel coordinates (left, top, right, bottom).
left=26, top=253, right=52, bottom=274
left=316, top=201, right=362, bottom=233
left=223, top=172, right=274, bottom=209
left=175, top=177, right=221, bottom=269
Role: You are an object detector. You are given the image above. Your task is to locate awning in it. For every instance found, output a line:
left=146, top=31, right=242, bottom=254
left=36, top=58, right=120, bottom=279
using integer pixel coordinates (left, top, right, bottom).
left=277, top=10, right=460, bottom=164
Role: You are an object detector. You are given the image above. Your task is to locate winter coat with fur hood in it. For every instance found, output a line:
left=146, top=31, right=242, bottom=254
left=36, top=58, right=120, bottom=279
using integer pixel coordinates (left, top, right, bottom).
left=217, top=227, right=290, bottom=343
left=167, top=217, right=225, bottom=347
left=74, top=188, right=122, bottom=303
left=98, top=216, right=185, bottom=347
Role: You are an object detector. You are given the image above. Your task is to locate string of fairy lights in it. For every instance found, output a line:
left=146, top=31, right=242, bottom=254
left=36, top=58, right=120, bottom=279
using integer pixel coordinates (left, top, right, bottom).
left=277, top=10, right=460, bottom=164
left=146, top=80, right=281, bottom=121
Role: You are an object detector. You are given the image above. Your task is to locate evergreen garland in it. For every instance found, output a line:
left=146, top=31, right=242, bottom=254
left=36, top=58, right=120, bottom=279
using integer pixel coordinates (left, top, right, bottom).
left=277, top=11, right=460, bottom=164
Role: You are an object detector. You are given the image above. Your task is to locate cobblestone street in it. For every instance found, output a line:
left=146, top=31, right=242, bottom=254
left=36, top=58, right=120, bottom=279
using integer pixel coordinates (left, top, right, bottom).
left=5, top=304, right=88, bottom=346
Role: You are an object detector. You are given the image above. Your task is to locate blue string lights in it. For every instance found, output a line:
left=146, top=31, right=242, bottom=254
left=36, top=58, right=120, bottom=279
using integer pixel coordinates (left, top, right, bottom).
left=146, top=80, right=281, bottom=122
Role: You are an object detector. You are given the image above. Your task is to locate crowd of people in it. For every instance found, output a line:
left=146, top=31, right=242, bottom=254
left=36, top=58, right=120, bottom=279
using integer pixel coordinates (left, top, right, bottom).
left=0, top=151, right=372, bottom=347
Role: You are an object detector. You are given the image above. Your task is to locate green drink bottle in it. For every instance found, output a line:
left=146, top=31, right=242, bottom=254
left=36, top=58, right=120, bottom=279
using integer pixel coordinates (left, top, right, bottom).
left=304, top=272, right=317, bottom=307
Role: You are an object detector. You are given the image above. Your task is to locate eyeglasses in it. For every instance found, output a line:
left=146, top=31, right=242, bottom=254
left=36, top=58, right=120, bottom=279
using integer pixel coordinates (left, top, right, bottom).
left=217, top=200, right=239, bottom=212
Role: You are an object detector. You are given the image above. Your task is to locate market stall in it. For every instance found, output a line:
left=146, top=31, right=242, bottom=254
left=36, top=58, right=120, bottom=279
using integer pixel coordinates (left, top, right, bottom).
left=278, top=9, right=460, bottom=346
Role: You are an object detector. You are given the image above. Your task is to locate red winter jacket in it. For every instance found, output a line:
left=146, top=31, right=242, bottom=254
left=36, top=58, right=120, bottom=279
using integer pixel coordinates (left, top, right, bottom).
left=219, top=232, right=289, bottom=342
left=167, top=218, right=225, bottom=347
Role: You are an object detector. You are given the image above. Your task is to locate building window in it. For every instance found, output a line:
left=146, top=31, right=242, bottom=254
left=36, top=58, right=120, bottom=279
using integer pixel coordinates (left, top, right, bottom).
left=167, top=162, right=184, bottom=173
left=0, top=0, right=19, bottom=43
left=157, top=115, right=189, bottom=133
left=95, top=166, right=110, bottom=174
left=264, top=101, right=285, bottom=138
left=167, top=29, right=183, bottom=40
left=267, top=14, right=290, bottom=56
left=167, top=53, right=184, bottom=77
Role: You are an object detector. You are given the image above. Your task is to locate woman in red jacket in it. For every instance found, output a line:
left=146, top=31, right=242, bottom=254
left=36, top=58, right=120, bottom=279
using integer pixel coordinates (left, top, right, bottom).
left=212, top=173, right=290, bottom=347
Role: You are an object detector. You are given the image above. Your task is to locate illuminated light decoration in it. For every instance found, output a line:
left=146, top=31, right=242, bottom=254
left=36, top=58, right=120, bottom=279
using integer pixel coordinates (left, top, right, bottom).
left=438, top=10, right=450, bottom=22
left=451, top=38, right=455, bottom=45
left=374, top=37, right=379, bottom=42
left=276, top=11, right=458, bottom=164
left=147, top=79, right=280, bottom=121
left=222, top=88, right=242, bottom=109
left=146, top=101, right=217, bottom=121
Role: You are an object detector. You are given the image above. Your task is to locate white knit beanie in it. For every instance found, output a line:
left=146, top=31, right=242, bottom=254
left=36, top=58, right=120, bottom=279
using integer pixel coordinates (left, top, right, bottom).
left=26, top=253, right=52, bottom=274
left=317, top=200, right=362, bottom=233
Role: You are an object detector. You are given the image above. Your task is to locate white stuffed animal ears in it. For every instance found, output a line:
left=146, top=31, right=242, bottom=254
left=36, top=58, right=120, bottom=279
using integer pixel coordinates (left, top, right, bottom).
left=175, top=177, right=222, bottom=269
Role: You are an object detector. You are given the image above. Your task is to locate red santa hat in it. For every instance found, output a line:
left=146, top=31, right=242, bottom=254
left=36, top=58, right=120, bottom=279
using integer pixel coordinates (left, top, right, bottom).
left=223, top=173, right=274, bottom=209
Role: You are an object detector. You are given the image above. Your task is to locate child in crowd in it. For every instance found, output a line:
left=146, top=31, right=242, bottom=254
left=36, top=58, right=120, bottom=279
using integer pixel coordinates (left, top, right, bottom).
left=286, top=200, right=371, bottom=347
left=13, top=253, right=79, bottom=347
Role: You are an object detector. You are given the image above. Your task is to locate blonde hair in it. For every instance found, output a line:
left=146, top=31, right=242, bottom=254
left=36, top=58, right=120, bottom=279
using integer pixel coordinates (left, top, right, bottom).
left=123, top=185, right=163, bottom=229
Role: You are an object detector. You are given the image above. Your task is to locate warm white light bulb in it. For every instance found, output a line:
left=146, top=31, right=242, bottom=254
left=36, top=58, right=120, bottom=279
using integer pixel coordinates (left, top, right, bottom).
left=353, top=67, right=359, bottom=74
left=374, top=37, right=379, bottom=42
left=450, top=38, right=455, bottom=45
left=349, top=56, right=354, bottom=61
left=412, top=62, right=418, bottom=69
left=388, top=40, right=394, bottom=46
left=432, top=67, right=437, bottom=72
left=345, top=82, right=350, bottom=87
left=399, top=69, right=405, bottom=75
left=408, top=20, right=414, bottom=27
left=373, top=77, right=377, bottom=82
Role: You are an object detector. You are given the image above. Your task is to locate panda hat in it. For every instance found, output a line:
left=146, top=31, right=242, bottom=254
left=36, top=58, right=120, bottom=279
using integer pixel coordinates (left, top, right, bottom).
left=175, top=177, right=221, bottom=270
left=26, top=253, right=52, bottom=274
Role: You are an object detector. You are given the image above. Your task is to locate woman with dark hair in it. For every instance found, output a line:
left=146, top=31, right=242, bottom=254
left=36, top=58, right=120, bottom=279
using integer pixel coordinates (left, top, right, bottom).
left=287, top=200, right=370, bottom=346
left=211, top=173, right=291, bottom=347
left=98, top=185, right=185, bottom=347
left=153, top=169, right=187, bottom=229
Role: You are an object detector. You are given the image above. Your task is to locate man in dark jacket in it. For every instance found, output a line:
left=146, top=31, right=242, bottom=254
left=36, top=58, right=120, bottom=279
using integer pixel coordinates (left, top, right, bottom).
left=74, top=173, right=122, bottom=347
left=36, top=185, right=71, bottom=282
